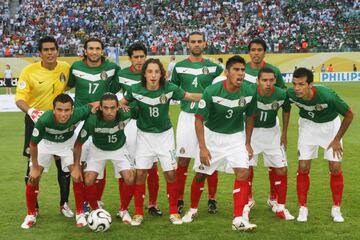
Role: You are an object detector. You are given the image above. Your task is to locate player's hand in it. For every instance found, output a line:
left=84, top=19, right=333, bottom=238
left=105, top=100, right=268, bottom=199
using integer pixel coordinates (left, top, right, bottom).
left=199, top=146, right=211, bottom=166
left=89, top=101, right=100, bottom=113
left=119, top=104, right=130, bottom=112
left=327, top=139, right=343, bottom=159
left=71, top=165, right=83, bottom=182
left=27, top=108, right=44, bottom=123
left=29, top=166, right=41, bottom=183
left=280, top=134, right=288, bottom=150
left=246, top=143, right=254, bottom=159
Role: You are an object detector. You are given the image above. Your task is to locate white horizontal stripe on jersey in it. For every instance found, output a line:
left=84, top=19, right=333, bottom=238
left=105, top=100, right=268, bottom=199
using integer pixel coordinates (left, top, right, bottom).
left=244, top=73, right=257, bottom=83
left=212, top=96, right=253, bottom=108
left=119, top=77, right=139, bottom=86
left=175, top=66, right=217, bottom=76
left=289, top=98, right=328, bottom=111
left=94, top=119, right=130, bottom=134
left=257, top=100, right=284, bottom=111
left=133, top=92, right=174, bottom=106
left=45, top=126, right=76, bottom=134
left=72, top=69, right=116, bottom=82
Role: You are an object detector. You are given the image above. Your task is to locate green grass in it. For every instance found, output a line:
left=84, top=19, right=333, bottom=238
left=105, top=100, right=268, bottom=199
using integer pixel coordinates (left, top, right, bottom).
left=0, top=83, right=359, bottom=240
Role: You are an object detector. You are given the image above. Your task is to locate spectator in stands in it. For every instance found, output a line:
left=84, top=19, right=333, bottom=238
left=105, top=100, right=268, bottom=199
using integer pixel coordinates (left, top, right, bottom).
left=4, top=64, right=13, bottom=95
left=327, top=64, right=334, bottom=72
left=353, top=64, right=357, bottom=72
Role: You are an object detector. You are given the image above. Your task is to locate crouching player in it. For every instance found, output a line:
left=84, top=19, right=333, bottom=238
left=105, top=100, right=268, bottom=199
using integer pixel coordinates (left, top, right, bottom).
left=74, top=93, right=136, bottom=225
left=182, top=55, right=257, bottom=231
left=247, top=67, right=294, bottom=220
left=21, top=94, right=95, bottom=229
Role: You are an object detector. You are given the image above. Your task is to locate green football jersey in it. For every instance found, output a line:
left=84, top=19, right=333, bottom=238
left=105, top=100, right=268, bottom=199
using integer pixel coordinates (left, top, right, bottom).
left=245, top=62, right=285, bottom=89
left=31, top=106, right=91, bottom=144
left=125, top=82, right=185, bottom=133
left=254, top=86, right=291, bottom=128
left=287, top=85, right=350, bottom=123
left=171, top=58, right=223, bottom=113
left=78, top=109, right=131, bottom=151
left=67, top=60, right=120, bottom=107
left=196, top=81, right=256, bottom=134
left=117, top=66, right=141, bottom=94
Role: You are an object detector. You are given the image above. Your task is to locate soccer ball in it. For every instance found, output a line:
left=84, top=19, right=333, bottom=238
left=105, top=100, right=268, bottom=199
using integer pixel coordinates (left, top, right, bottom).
left=87, top=209, right=112, bottom=232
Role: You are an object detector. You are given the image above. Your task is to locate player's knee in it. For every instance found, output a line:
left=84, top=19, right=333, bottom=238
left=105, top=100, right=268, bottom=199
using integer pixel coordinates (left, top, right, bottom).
left=178, top=157, right=190, bottom=167
left=136, top=170, right=148, bottom=183
left=122, top=170, right=136, bottom=185
left=164, top=170, right=176, bottom=183
left=194, top=173, right=206, bottom=183
left=329, top=162, right=342, bottom=174
left=234, top=168, right=249, bottom=181
left=275, top=167, right=287, bottom=176
left=84, top=177, right=95, bottom=186
left=298, top=160, right=310, bottom=173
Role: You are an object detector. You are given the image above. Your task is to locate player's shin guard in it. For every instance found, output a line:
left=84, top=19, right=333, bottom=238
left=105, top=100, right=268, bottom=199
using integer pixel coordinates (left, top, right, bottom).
left=269, top=167, right=277, bottom=200
left=167, top=181, right=178, bottom=214
left=73, top=182, right=85, bottom=214
left=85, top=183, right=99, bottom=210
left=330, top=172, right=343, bottom=206
left=207, top=171, right=218, bottom=200
left=134, top=184, right=146, bottom=215
left=118, top=178, right=135, bottom=211
left=248, top=167, right=254, bottom=199
left=297, top=170, right=310, bottom=206
left=233, top=180, right=249, bottom=217
left=190, top=178, right=205, bottom=209
left=274, top=174, right=288, bottom=205
left=55, top=159, right=71, bottom=206
left=96, top=169, right=106, bottom=201
left=176, top=165, right=188, bottom=200
left=147, top=165, right=159, bottom=206
left=26, top=184, right=38, bottom=215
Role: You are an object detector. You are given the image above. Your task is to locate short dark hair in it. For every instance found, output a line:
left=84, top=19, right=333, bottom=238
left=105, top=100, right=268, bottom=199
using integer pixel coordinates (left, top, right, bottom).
left=53, top=93, right=73, bottom=108
left=38, top=36, right=58, bottom=52
left=127, top=42, right=147, bottom=58
left=248, top=38, right=267, bottom=52
left=100, top=92, right=119, bottom=106
left=141, top=58, right=166, bottom=88
left=83, top=38, right=105, bottom=62
left=218, top=58, right=223, bottom=63
left=258, top=67, right=276, bottom=79
left=226, top=55, right=246, bottom=70
left=187, top=31, right=206, bottom=42
left=293, top=67, right=313, bottom=84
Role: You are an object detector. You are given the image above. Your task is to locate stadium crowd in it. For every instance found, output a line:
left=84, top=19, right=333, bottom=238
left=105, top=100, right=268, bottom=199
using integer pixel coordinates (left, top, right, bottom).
left=0, top=0, right=359, bottom=56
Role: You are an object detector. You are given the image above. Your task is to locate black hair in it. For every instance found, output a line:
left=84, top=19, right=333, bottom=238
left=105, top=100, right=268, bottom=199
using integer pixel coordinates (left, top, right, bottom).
left=226, top=55, right=246, bottom=70
left=127, top=42, right=147, bottom=58
left=98, top=92, right=120, bottom=121
left=53, top=93, right=73, bottom=108
left=257, top=67, right=276, bottom=79
left=293, top=67, right=314, bottom=84
left=248, top=38, right=267, bottom=52
left=83, top=38, right=105, bottom=62
left=38, top=36, right=59, bottom=52
left=141, top=58, right=166, bottom=88
left=187, top=31, right=206, bottom=42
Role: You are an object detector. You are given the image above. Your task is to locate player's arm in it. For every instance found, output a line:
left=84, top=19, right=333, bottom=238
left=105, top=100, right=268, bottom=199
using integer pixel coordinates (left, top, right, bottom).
left=72, top=140, right=83, bottom=182
left=195, top=116, right=211, bottom=166
left=184, top=92, right=202, bottom=102
left=281, top=96, right=291, bottom=149
left=28, top=120, right=45, bottom=181
left=245, top=96, right=257, bottom=159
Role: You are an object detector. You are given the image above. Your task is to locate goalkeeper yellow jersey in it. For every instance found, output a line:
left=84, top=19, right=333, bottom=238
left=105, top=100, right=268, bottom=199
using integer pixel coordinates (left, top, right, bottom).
left=15, top=61, right=70, bottom=111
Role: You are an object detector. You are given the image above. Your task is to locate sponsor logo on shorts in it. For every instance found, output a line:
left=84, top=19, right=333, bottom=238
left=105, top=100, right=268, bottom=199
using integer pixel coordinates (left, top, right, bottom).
left=315, top=104, right=323, bottom=111
left=100, top=71, right=108, bottom=80
left=17, top=80, right=26, bottom=89
left=238, top=97, right=246, bottom=107
left=160, top=94, right=168, bottom=104
left=202, top=66, right=209, bottom=74
left=60, top=72, right=66, bottom=82
left=271, top=101, right=279, bottom=110
left=179, top=147, right=185, bottom=154
left=32, top=128, right=39, bottom=137
left=199, top=164, right=205, bottom=170
left=198, top=99, right=206, bottom=109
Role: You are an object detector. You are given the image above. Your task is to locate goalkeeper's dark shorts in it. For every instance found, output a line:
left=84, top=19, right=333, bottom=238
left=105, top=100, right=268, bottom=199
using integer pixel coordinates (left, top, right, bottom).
left=23, top=114, right=34, bottom=158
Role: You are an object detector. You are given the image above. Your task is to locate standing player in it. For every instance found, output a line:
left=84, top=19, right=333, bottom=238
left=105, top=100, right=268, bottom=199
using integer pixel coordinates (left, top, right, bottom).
left=287, top=68, right=354, bottom=222
left=248, top=67, right=294, bottom=220
left=74, top=93, right=136, bottom=225
left=15, top=36, right=74, bottom=218
left=120, top=58, right=202, bottom=226
left=21, top=94, right=94, bottom=229
left=171, top=32, right=223, bottom=214
left=67, top=37, right=120, bottom=207
left=116, top=42, right=162, bottom=216
left=182, top=56, right=257, bottom=231
left=244, top=38, right=286, bottom=209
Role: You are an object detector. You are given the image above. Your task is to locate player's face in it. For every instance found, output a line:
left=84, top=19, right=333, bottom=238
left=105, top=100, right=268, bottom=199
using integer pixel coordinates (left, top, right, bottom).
left=187, top=34, right=205, bottom=57
left=257, top=72, right=276, bottom=96
left=85, top=41, right=103, bottom=63
left=249, top=43, right=265, bottom=64
left=54, top=102, right=73, bottom=124
left=39, top=42, right=58, bottom=66
left=130, top=50, right=146, bottom=72
left=293, top=76, right=312, bottom=99
left=225, top=62, right=245, bottom=88
left=145, top=63, right=161, bottom=89
left=100, top=100, right=118, bottom=121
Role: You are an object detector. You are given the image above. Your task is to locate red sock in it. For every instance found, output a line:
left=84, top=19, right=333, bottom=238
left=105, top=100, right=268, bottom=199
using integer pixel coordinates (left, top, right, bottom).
left=233, top=180, right=249, bottom=217
left=207, top=171, right=218, bottom=200
left=176, top=165, right=188, bottom=200
left=297, top=170, right=310, bottom=206
left=274, top=174, right=287, bottom=205
left=118, top=178, right=135, bottom=211
left=330, top=172, right=343, bottom=206
left=167, top=181, right=178, bottom=214
left=134, top=184, right=146, bottom=215
left=85, top=183, right=99, bottom=210
left=190, top=178, right=205, bottom=209
left=248, top=167, right=254, bottom=199
left=147, top=165, right=159, bottom=206
left=73, top=182, right=85, bottom=214
left=26, top=184, right=38, bottom=215
left=96, top=169, right=106, bottom=201
left=269, top=167, right=277, bottom=200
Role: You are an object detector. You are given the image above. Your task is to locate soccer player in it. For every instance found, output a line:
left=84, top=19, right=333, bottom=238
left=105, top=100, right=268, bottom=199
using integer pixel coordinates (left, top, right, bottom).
left=67, top=37, right=120, bottom=207
left=171, top=31, right=223, bottom=214
left=15, top=36, right=73, bottom=218
left=21, top=94, right=95, bottom=229
left=120, top=58, right=202, bottom=226
left=74, top=93, right=136, bottom=225
left=182, top=55, right=257, bottom=231
left=288, top=68, right=353, bottom=223
left=248, top=67, right=294, bottom=220
left=116, top=42, right=162, bottom=216
left=245, top=38, right=286, bottom=209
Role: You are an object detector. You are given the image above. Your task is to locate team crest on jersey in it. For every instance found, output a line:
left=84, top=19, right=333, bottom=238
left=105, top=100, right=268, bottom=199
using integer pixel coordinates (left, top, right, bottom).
left=271, top=101, right=279, bottom=110
left=100, top=71, right=108, bottom=80
left=60, top=72, right=66, bottom=82
left=80, top=129, right=87, bottom=138
left=179, top=147, right=185, bottom=154
left=202, top=66, right=209, bottom=74
left=17, top=80, right=26, bottom=89
left=198, top=99, right=206, bottom=109
left=159, top=94, right=168, bottom=104
left=118, top=121, right=126, bottom=130
left=238, top=97, right=246, bottom=107
left=315, top=104, right=323, bottom=111
left=32, top=128, right=39, bottom=137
